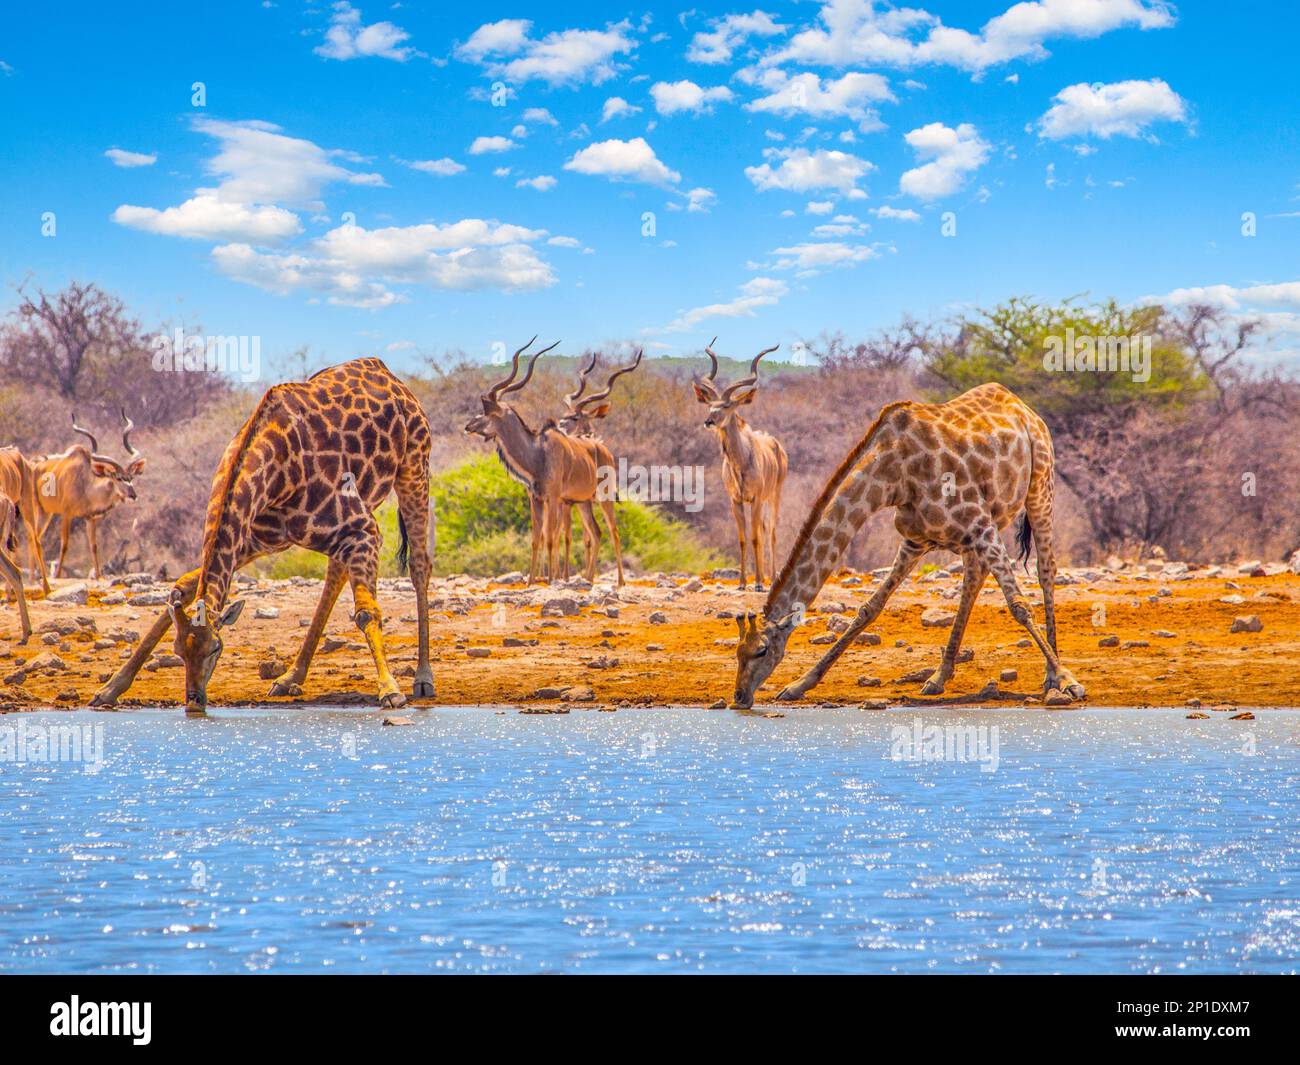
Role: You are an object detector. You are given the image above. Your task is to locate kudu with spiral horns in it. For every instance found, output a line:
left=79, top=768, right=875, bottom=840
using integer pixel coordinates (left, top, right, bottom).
left=35, top=410, right=146, bottom=579
left=693, top=339, right=787, bottom=591
left=464, top=338, right=626, bottom=585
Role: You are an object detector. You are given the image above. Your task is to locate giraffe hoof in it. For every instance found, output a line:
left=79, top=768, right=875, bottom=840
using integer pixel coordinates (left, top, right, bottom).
left=1065, top=682, right=1086, bottom=701
left=90, top=689, right=117, bottom=708
left=920, top=677, right=946, bottom=696
left=380, top=691, right=407, bottom=710
left=776, top=684, right=806, bottom=701
left=411, top=679, right=435, bottom=699
left=268, top=680, right=303, bottom=697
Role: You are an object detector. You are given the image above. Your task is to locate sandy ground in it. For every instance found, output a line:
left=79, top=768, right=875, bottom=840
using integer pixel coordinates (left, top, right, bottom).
left=1, top=557, right=1296, bottom=713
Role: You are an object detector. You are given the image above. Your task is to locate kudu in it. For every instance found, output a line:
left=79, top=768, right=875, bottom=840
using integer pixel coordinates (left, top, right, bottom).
left=0, top=447, right=51, bottom=594
left=0, top=491, right=33, bottom=643
left=692, top=339, right=788, bottom=591
left=464, top=339, right=625, bottom=586
left=35, top=411, right=146, bottom=579
left=553, top=348, right=643, bottom=576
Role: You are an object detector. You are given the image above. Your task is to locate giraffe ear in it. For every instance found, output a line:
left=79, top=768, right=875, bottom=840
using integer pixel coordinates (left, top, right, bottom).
left=218, top=600, right=246, bottom=629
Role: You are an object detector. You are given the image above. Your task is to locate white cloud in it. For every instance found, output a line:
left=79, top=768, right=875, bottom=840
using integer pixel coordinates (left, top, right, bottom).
left=469, top=135, right=517, bottom=154
left=899, top=122, right=990, bottom=199
left=651, top=80, right=734, bottom=116
left=1037, top=78, right=1188, bottom=139
left=744, top=69, right=893, bottom=128
left=873, top=204, right=921, bottom=221
left=1158, top=281, right=1300, bottom=311
left=601, top=96, right=642, bottom=122
left=113, top=192, right=302, bottom=242
left=769, top=240, right=877, bottom=272
left=565, top=137, right=681, bottom=187
left=767, top=0, right=1175, bottom=74
left=806, top=200, right=835, bottom=214
left=316, top=2, right=415, bottom=62
left=105, top=148, right=157, bottom=168
left=457, top=18, right=636, bottom=86
left=398, top=157, right=466, bottom=176
left=745, top=147, right=874, bottom=196
left=810, top=214, right=870, bottom=238
left=686, top=187, right=718, bottom=213
left=213, top=218, right=557, bottom=305
left=663, top=276, right=789, bottom=332
left=548, top=235, right=582, bottom=247
left=688, top=11, right=786, bottom=64
left=516, top=174, right=557, bottom=191
left=191, top=118, right=384, bottom=206
left=522, top=107, right=559, bottom=126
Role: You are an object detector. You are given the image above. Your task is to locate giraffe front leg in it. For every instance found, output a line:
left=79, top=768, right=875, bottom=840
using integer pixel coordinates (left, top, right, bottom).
left=92, top=567, right=202, bottom=705
left=975, top=525, right=1084, bottom=702
left=777, top=540, right=928, bottom=700
left=350, top=577, right=404, bottom=710
left=920, top=555, right=986, bottom=696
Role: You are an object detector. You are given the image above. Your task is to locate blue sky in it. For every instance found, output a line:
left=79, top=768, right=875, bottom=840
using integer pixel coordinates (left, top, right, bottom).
left=2, top=1, right=1297, bottom=372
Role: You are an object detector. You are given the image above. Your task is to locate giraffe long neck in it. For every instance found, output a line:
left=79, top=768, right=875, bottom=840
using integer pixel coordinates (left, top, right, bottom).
left=764, top=411, right=904, bottom=620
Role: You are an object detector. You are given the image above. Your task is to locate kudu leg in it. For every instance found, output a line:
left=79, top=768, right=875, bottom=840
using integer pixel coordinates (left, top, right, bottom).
left=597, top=498, right=624, bottom=586
left=731, top=501, right=748, bottom=590
left=776, top=540, right=928, bottom=701
left=576, top=500, right=601, bottom=582
left=87, top=518, right=101, bottom=579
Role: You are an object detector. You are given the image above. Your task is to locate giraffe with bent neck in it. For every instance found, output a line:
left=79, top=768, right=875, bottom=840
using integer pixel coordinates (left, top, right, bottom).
left=730, top=382, right=1085, bottom=709
left=91, top=357, right=435, bottom=713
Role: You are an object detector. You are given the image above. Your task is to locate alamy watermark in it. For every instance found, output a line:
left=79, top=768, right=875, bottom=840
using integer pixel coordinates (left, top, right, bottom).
left=0, top=721, right=104, bottom=772
left=1043, top=327, right=1150, bottom=383
left=596, top=458, right=705, bottom=513
left=890, top=717, right=1000, bottom=773
left=151, top=328, right=261, bottom=382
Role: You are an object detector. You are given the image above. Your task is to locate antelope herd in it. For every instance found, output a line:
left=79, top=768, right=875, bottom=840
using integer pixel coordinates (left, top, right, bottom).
left=2, top=342, right=1086, bottom=711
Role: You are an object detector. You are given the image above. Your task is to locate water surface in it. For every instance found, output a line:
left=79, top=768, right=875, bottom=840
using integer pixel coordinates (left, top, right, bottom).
left=2, top=705, right=1297, bottom=973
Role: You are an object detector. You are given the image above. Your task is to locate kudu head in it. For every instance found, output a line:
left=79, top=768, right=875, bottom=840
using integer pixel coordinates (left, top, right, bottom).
left=731, top=606, right=803, bottom=709
left=693, top=338, right=779, bottom=433
left=73, top=409, right=146, bottom=502
left=463, top=337, right=560, bottom=440
left=558, top=348, right=643, bottom=436
left=168, top=588, right=245, bottom=713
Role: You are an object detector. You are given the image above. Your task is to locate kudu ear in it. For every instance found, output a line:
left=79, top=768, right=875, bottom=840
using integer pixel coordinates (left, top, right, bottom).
left=127, top=458, right=146, bottom=477
left=587, top=402, right=611, bottom=420
left=736, top=389, right=758, bottom=405
left=692, top=380, right=716, bottom=405
left=218, top=600, right=246, bottom=629
left=90, top=460, right=117, bottom=479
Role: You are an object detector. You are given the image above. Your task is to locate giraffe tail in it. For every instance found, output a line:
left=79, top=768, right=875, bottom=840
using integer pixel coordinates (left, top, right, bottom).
left=396, top=511, right=410, bottom=574
left=1015, top=512, right=1033, bottom=570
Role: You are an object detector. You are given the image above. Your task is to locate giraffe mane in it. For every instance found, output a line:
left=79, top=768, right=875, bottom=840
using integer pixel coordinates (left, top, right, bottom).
left=196, top=387, right=282, bottom=601
left=764, top=400, right=910, bottom=614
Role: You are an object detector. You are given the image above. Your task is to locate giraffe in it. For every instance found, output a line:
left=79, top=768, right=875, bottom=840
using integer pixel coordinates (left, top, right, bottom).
left=90, top=357, right=434, bottom=713
left=465, top=339, right=625, bottom=586
left=692, top=339, right=788, bottom=591
left=729, top=382, right=1085, bottom=709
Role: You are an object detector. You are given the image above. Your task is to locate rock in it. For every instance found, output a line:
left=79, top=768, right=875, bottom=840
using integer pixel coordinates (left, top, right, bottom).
left=1044, top=689, right=1074, bottom=707
left=254, top=607, right=280, bottom=620
left=1121, top=640, right=1149, bottom=649
left=25, top=652, right=68, bottom=673
left=1219, top=594, right=1245, bottom=606
left=1185, top=698, right=1203, bottom=708
left=129, top=591, right=171, bottom=606
left=683, top=578, right=704, bottom=593
left=709, top=698, right=726, bottom=709
left=648, top=611, right=668, bottom=625
left=1229, top=711, right=1255, bottom=720
left=1098, top=635, right=1119, bottom=647
left=465, top=647, right=492, bottom=658
left=48, top=583, right=89, bottom=605
left=99, top=591, right=127, bottom=605
left=382, top=715, right=414, bottom=726
left=920, top=608, right=956, bottom=628
left=955, top=648, right=974, bottom=664
left=562, top=685, right=596, bottom=702
left=855, top=632, right=881, bottom=646
left=826, top=615, right=851, bottom=634
left=258, top=658, right=288, bottom=680
left=711, top=568, right=740, bottom=580
left=503, top=637, right=537, bottom=648
left=321, top=636, right=351, bottom=653
left=646, top=643, right=663, bottom=652
left=976, top=680, right=1000, bottom=699
left=519, top=705, right=570, bottom=715
left=54, top=689, right=80, bottom=703
left=532, top=686, right=570, bottom=700
left=856, top=676, right=881, bottom=687
left=899, top=667, right=935, bottom=684
left=999, top=669, right=1018, bottom=682
left=1185, top=711, right=1210, bottom=719
left=604, top=606, right=619, bottom=619
left=809, top=634, right=836, bottom=645
left=861, top=699, right=891, bottom=710
left=1152, top=630, right=1177, bottom=638
left=540, top=595, right=580, bottom=618
left=1014, top=638, right=1031, bottom=648
left=496, top=571, right=526, bottom=584
left=1230, top=615, right=1263, bottom=633
left=586, top=655, right=618, bottom=670
left=1237, top=560, right=1262, bottom=575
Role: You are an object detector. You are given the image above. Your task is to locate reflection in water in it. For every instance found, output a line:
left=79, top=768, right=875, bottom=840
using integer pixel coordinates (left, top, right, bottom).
left=0, top=706, right=1296, bottom=973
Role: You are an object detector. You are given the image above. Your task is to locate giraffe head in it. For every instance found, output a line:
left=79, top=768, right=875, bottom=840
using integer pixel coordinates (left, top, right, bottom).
left=464, top=337, right=559, bottom=439
left=168, top=589, right=245, bottom=712
left=731, top=607, right=801, bottom=708
left=692, top=339, right=778, bottom=433
left=558, top=349, right=643, bottom=437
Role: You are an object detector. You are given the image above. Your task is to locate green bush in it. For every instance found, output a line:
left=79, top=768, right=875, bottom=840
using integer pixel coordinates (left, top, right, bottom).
left=255, top=454, right=722, bottom=580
